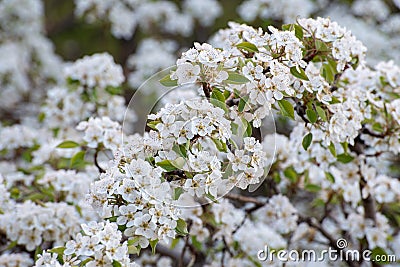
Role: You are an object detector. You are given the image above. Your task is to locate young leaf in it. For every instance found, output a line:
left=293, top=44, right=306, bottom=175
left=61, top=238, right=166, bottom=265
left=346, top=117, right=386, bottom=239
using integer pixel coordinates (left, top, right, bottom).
left=149, top=239, right=158, bottom=254
left=212, top=138, right=228, bottom=152
left=283, top=167, right=298, bottom=183
left=105, top=86, right=122, bottom=95
left=315, top=40, right=330, bottom=52
left=238, top=96, right=249, bottom=112
left=174, top=187, right=184, bottom=200
left=278, top=99, right=295, bottom=120
left=112, top=261, right=122, bottom=267
left=57, top=140, right=80, bottom=148
left=328, top=142, right=336, bottom=157
left=302, top=133, right=313, bottom=150
left=337, top=154, right=354, bottom=163
left=49, top=247, right=66, bottom=256
left=176, top=218, right=188, bottom=236
left=290, top=66, right=309, bottom=81
left=321, top=63, right=335, bottom=83
left=70, top=151, right=86, bottom=168
left=236, top=42, right=259, bottom=53
left=156, top=160, right=178, bottom=172
left=147, top=120, right=160, bottom=130
left=305, top=183, right=321, bottom=192
left=306, top=108, right=317, bottom=123
left=231, top=122, right=239, bottom=135
left=210, top=90, right=228, bottom=112
left=160, top=74, right=178, bottom=87
left=294, top=24, right=304, bottom=39
left=171, top=157, right=185, bottom=169
left=316, top=106, right=327, bottom=122
left=282, top=24, right=293, bottom=31
left=325, top=172, right=335, bottom=183
left=226, top=72, right=250, bottom=84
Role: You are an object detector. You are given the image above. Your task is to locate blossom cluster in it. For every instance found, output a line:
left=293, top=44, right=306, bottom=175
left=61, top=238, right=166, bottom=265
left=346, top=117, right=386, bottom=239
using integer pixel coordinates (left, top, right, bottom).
left=74, top=0, right=222, bottom=39
left=3, top=1, right=400, bottom=265
left=0, top=201, right=81, bottom=251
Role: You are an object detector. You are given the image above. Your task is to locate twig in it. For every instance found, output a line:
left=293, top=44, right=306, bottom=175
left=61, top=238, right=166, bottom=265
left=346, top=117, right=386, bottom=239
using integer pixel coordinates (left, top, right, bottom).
left=94, top=150, right=106, bottom=173
left=224, top=193, right=265, bottom=206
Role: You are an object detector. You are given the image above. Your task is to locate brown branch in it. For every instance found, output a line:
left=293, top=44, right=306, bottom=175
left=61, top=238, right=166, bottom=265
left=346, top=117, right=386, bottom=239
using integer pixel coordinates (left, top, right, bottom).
left=94, top=150, right=106, bottom=173
left=224, top=193, right=265, bottom=206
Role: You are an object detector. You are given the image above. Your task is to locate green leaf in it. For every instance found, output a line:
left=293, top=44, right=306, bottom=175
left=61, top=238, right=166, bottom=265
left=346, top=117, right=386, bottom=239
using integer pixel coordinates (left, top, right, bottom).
left=105, top=86, right=123, bottom=95
left=315, top=40, right=330, bottom=52
left=278, top=99, right=295, bottom=120
left=312, top=198, right=326, bottom=207
left=70, top=151, right=86, bottom=168
left=325, top=172, right=335, bottom=183
left=170, top=238, right=180, bottom=249
left=210, top=89, right=228, bottom=112
left=290, top=66, right=309, bottom=81
left=302, top=133, right=313, bottom=151
left=127, top=237, right=140, bottom=246
left=212, top=138, right=227, bottom=152
left=174, top=187, right=184, bottom=200
left=328, top=142, right=336, bottom=157
left=231, top=122, right=239, bottom=135
left=226, top=72, right=250, bottom=84
left=130, top=245, right=141, bottom=255
left=160, top=74, right=178, bottom=87
left=147, top=120, right=160, bottom=130
left=316, top=106, right=327, bottom=122
left=171, top=157, right=185, bottom=169
left=330, top=96, right=341, bottom=104
left=38, top=112, right=45, bottom=123
left=282, top=24, right=293, bottom=31
left=176, top=219, right=188, bottom=236
left=306, top=108, right=317, bottom=123
left=80, top=258, right=93, bottom=266
left=238, top=96, right=249, bottom=112
left=49, top=247, right=66, bottom=262
left=321, top=63, right=335, bottom=83
left=112, top=261, right=122, bottom=267
left=57, top=140, right=80, bottom=148
left=6, top=241, right=18, bottom=250
left=372, top=123, right=384, bottom=133
left=305, top=183, right=321, bottom=192
left=236, top=42, right=259, bottom=53
left=149, top=239, right=158, bottom=254
left=191, top=236, right=203, bottom=251
left=205, top=192, right=218, bottom=203
left=34, top=246, right=43, bottom=262
left=156, top=160, right=178, bottom=172
left=223, top=90, right=231, bottom=99
left=337, top=154, right=354, bottom=164
left=244, top=119, right=252, bottom=137
left=283, top=167, right=298, bottom=183
left=294, top=24, right=304, bottom=39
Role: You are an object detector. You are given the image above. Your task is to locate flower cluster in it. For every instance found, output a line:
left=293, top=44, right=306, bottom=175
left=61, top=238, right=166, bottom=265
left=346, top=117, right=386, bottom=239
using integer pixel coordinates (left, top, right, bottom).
left=0, top=201, right=81, bottom=251
left=77, top=116, right=122, bottom=152
left=64, top=53, right=124, bottom=91
left=74, top=0, right=222, bottom=39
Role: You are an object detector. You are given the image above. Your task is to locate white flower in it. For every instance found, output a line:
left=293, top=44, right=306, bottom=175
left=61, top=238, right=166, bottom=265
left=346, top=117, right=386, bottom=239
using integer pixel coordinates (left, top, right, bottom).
left=175, top=63, right=201, bottom=85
